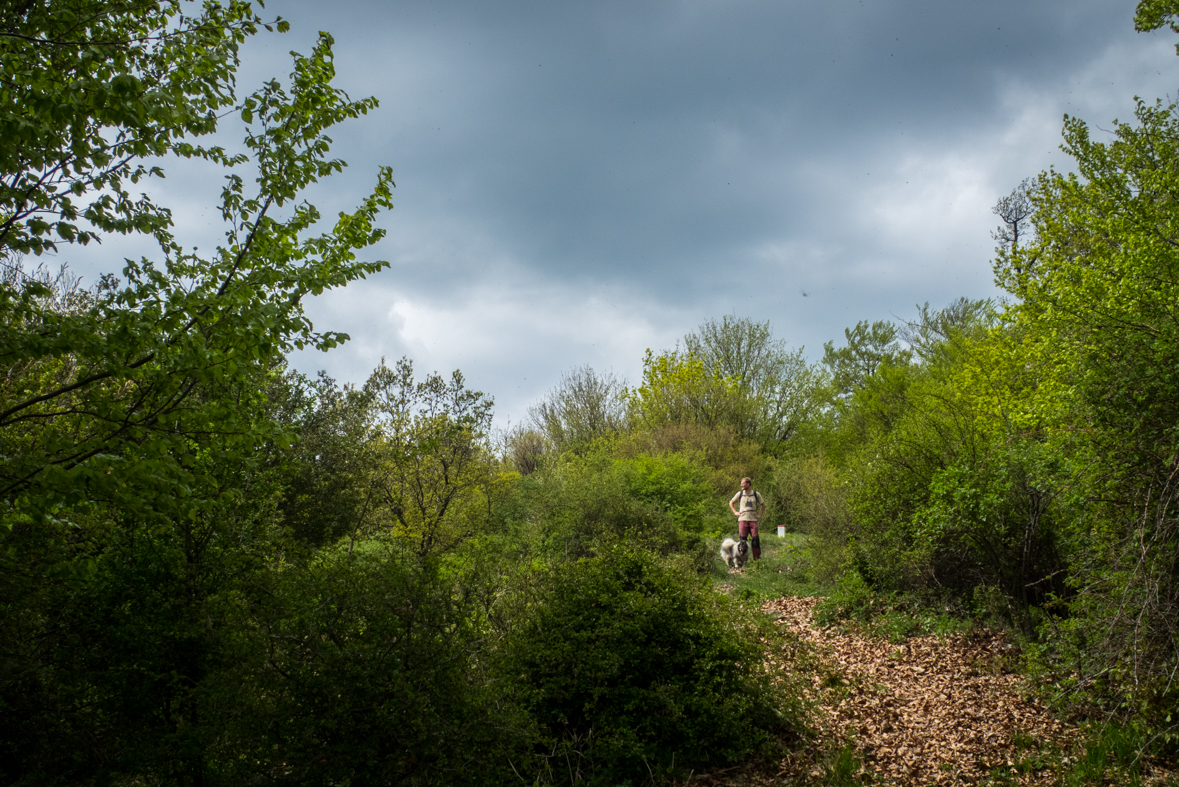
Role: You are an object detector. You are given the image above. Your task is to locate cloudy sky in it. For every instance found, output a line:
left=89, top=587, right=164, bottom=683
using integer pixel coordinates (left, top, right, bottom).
left=74, top=0, right=1179, bottom=426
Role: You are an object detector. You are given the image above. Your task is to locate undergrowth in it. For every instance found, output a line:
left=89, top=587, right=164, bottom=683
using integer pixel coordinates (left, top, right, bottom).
left=811, top=568, right=985, bottom=643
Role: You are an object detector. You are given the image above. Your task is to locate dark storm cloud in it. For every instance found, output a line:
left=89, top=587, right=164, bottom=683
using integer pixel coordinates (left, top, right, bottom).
left=268, top=0, right=1175, bottom=421
left=68, top=0, right=1179, bottom=423
left=275, top=0, right=1144, bottom=283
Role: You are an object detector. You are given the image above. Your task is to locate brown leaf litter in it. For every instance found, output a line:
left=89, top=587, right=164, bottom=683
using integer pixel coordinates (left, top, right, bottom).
left=762, top=596, right=1069, bottom=785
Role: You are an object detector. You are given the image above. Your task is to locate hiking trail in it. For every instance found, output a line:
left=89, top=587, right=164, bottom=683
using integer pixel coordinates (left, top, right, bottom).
left=762, top=596, right=1070, bottom=785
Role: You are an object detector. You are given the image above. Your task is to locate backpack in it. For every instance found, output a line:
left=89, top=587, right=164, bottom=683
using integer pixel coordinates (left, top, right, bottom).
left=737, top=489, right=763, bottom=513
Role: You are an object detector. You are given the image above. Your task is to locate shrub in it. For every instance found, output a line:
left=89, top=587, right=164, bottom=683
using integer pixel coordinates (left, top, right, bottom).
left=515, top=453, right=701, bottom=566
left=215, top=542, right=529, bottom=787
left=615, top=452, right=728, bottom=537
left=764, top=454, right=849, bottom=582
left=813, top=569, right=876, bottom=627
left=500, top=545, right=799, bottom=784
left=764, top=454, right=847, bottom=536
left=615, top=422, right=768, bottom=497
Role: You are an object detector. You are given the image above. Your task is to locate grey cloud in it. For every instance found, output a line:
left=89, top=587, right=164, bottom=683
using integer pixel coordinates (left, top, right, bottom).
left=59, top=0, right=1179, bottom=425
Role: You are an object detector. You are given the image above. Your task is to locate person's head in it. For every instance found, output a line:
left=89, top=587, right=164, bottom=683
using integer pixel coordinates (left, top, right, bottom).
left=740, top=477, right=752, bottom=490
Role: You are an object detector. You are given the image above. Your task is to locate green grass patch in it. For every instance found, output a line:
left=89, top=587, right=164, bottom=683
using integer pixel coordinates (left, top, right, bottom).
left=1050, top=721, right=1163, bottom=787
left=809, top=569, right=978, bottom=643
left=710, top=530, right=822, bottom=602
left=972, top=722, right=1179, bottom=787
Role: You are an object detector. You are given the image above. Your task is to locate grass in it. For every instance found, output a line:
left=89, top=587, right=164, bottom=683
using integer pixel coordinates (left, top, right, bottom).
left=970, top=723, right=1179, bottom=787
left=709, top=529, right=822, bottom=602
left=805, top=568, right=980, bottom=643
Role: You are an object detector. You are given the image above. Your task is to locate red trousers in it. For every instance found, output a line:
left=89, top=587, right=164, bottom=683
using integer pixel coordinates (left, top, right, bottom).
left=738, top=520, right=760, bottom=559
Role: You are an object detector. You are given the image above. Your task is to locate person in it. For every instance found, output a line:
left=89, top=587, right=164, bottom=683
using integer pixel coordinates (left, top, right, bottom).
left=728, top=477, right=765, bottom=560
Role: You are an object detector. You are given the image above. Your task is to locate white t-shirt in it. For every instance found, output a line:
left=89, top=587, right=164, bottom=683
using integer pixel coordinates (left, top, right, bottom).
left=731, top=489, right=763, bottom=521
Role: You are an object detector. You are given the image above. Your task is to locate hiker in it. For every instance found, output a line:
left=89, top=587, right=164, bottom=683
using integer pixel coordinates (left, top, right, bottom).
left=729, top=476, right=765, bottom=560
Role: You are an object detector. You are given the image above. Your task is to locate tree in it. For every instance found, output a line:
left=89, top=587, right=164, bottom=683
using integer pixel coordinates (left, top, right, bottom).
left=898, top=297, right=993, bottom=363
left=822, top=319, right=910, bottom=398
left=1, top=0, right=285, bottom=256
left=502, top=423, right=546, bottom=475
left=626, top=348, right=741, bottom=433
left=683, top=315, right=789, bottom=393
left=995, top=98, right=1179, bottom=720
left=0, top=9, right=395, bottom=783
left=275, top=370, right=381, bottom=548
left=684, top=315, right=823, bottom=452
left=528, top=364, right=627, bottom=453
left=627, top=317, right=822, bottom=455
left=991, top=178, right=1035, bottom=256
left=0, top=30, right=393, bottom=530
left=809, top=294, right=1067, bottom=609
left=365, top=357, right=500, bottom=556
left=1135, top=0, right=1179, bottom=49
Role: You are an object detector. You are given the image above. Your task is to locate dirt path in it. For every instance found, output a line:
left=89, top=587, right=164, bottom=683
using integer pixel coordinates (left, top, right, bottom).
left=763, top=597, right=1071, bottom=785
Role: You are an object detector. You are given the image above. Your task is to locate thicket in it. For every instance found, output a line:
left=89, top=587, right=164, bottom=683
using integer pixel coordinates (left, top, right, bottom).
left=500, top=546, right=801, bottom=783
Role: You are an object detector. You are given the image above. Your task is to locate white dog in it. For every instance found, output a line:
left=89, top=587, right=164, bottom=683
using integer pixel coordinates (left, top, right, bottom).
left=720, top=537, right=749, bottom=569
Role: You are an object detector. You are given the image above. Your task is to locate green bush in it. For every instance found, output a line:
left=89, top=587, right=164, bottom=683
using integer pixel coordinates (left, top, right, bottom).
left=763, top=454, right=840, bottom=534
left=215, top=542, right=529, bottom=787
left=615, top=452, right=723, bottom=536
left=614, top=422, right=769, bottom=497
left=813, top=568, right=876, bottom=627
left=514, top=452, right=706, bottom=567
left=501, top=545, right=799, bottom=784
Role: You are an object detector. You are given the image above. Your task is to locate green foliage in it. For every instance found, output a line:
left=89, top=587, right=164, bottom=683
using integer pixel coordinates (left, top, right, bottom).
left=997, top=103, right=1179, bottom=470
left=807, top=297, right=1075, bottom=643
left=899, top=297, right=994, bottom=364
left=917, top=440, right=1065, bottom=629
left=501, top=545, right=800, bottom=784
left=821, top=744, right=868, bottom=786
left=275, top=370, right=379, bottom=547
left=803, top=76, right=1179, bottom=747
left=504, top=423, right=547, bottom=475
left=0, top=0, right=287, bottom=255
left=364, top=357, right=502, bottom=555
left=23, top=3, right=1179, bottom=780
left=0, top=32, right=392, bottom=532
left=218, top=542, right=527, bottom=787
left=0, top=414, right=288, bottom=785
left=683, top=315, right=826, bottom=454
left=615, top=451, right=723, bottom=535
left=529, top=365, right=628, bottom=454
left=1136, top=0, right=1179, bottom=49
left=993, top=97, right=1179, bottom=725
left=627, top=347, right=740, bottom=432
left=627, top=316, right=824, bottom=456
left=813, top=569, right=875, bottom=627
left=0, top=7, right=403, bottom=784
left=812, top=297, right=1072, bottom=625
left=615, top=421, right=769, bottom=497
left=762, top=454, right=848, bottom=554
left=1055, top=722, right=1152, bottom=787
left=822, top=319, right=910, bottom=399
left=512, top=449, right=699, bottom=566
left=812, top=571, right=976, bottom=644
